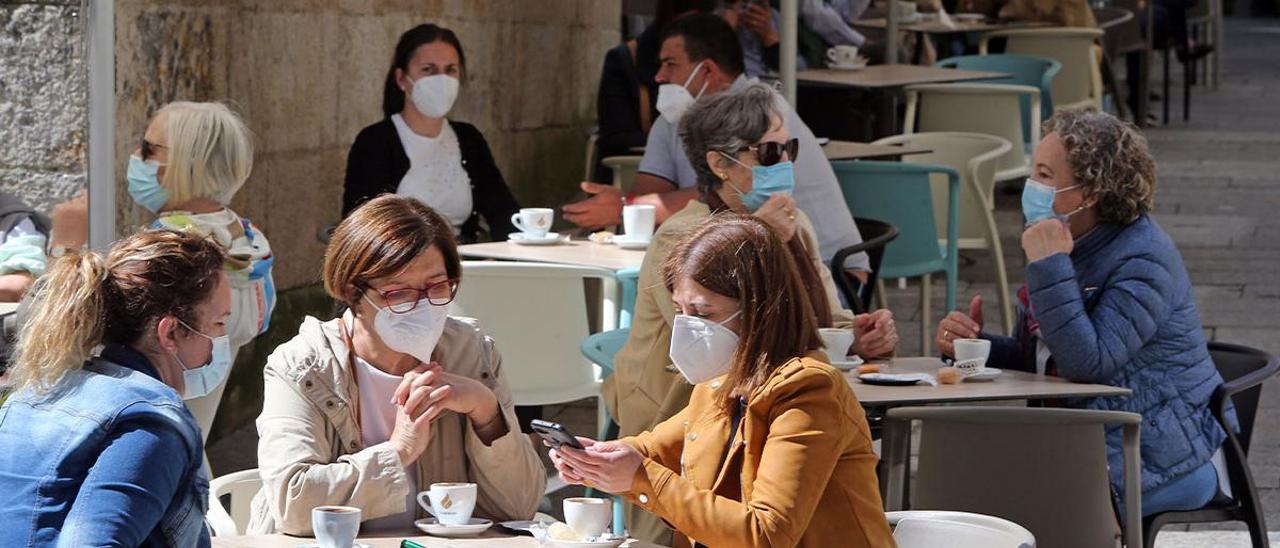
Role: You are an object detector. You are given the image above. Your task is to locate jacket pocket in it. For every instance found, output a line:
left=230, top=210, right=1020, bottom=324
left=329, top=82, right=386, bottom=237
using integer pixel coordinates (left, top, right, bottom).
left=1142, top=403, right=1196, bottom=472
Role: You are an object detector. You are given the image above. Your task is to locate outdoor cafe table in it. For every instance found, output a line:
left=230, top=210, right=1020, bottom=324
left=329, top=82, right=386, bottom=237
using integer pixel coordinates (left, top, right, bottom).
left=212, top=532, right=667, bottom=547
left=822, top=140, right=931, bottom=161
left=847, top=356, right=1131, bottom=405
left=459, top=238, right=645, bottom=272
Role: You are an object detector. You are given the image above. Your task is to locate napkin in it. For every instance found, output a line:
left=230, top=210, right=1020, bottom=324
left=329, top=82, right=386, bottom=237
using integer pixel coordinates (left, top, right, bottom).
left=859, top=373, right=939, bottom=386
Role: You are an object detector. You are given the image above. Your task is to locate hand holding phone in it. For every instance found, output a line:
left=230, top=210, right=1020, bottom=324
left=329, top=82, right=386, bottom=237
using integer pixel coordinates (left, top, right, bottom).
left=530, top=419, right=586, bottom=450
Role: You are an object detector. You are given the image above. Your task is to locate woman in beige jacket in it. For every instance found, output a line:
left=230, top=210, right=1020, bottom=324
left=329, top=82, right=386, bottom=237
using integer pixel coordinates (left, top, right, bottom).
left=248, top=195, right=544, bottom=534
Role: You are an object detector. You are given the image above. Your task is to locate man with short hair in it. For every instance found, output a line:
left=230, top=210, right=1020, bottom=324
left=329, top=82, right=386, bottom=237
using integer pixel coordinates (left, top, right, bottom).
left=563, top=14, right=869, bottom=275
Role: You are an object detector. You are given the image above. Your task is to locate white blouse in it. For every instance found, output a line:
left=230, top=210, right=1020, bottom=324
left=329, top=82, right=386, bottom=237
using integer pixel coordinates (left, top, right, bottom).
left=352, top=356, right=419, bottom=531
left=391, top=114, right=473, bottom=233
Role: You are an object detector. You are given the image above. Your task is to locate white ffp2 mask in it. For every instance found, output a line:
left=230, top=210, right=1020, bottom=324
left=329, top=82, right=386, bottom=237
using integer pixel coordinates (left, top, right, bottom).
left=409, top=74, right=460, bottom=118
left=367, top=295, right=449, bottom=364
left=655, top=61, right=708, bottom=124
left=668, top=310, right=741, bottom=385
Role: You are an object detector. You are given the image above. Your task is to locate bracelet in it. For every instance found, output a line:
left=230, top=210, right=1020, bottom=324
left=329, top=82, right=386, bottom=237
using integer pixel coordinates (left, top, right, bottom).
left=622, top=193, right=636, bottom=207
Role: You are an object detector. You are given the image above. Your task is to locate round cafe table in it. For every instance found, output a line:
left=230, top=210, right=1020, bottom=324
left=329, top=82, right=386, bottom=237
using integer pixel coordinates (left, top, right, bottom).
left=210, top=530, right=668, bottom=548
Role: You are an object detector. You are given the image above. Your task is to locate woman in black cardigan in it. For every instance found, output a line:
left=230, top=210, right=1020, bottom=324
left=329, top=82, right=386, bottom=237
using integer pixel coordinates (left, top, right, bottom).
left=344, top=23, right=520, bottom=243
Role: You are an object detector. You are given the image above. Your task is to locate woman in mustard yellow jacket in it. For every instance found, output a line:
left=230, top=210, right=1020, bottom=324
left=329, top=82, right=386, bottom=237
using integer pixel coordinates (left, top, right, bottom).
left=551, top=213, right=895, bottom=548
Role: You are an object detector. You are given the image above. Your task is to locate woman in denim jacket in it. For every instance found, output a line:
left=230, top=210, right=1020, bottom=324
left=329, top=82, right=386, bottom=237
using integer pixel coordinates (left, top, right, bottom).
left=934, top=109, right=1234, bottom=517
left=0, top=230, right=231, bottom=547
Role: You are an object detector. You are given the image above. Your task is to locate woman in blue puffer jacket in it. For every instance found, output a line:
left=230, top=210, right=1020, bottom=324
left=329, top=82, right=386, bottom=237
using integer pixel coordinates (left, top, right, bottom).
left=934, top=108, right=1234, bottom=516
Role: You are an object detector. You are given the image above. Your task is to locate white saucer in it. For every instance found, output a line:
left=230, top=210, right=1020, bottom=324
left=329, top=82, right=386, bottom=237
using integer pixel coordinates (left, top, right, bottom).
left=953, top=12, right=985, bottom=22
left=296, top=544, right=371, bottom=548
left=415, top=517, right=493, bottom=537
left=826, top=60, right=868, bottom=71
left=829, top=355, right=865, bottom=371
left=549, top=539, right=626, bottom=548
left=611, top=236, right=651, bottom=250
left=963, top=367, right=1002, bottom=382
left=509, top=232, right=563, bottom=246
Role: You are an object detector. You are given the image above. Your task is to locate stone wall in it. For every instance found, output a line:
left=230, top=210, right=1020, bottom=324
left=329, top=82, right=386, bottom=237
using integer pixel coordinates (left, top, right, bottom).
left=114, top=0, right=621, bottom=290
left=0, top=0, right=87, bottom=212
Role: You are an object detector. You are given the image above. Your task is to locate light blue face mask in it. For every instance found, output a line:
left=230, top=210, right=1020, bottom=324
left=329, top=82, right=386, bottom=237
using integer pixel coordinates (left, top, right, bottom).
left=1021, top=178, right=1081, bottom=225
left=127, top=155, right=170, bottom=213
left=719, top=152, right=796, bottom=211
left=174, top=319, right=232, bottom=400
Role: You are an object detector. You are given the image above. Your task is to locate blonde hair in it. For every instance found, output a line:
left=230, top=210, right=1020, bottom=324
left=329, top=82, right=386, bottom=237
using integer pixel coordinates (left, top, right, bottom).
left=158, top=101, right=254, bottom=205
left=4, top=230, right=225, bottom=395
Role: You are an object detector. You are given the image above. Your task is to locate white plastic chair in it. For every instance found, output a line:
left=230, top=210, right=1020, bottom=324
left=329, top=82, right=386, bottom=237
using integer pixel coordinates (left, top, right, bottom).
left=873, top=132, right=1015, bottom=335
left=981, top=27, right=1105, bottom=112
left=890, top=511, right=1036, bottom=548
left=600, top=155, right=643, bottom=193
left=449, top=261, right=617, bottom=494
left=206, top=468, right=261, bottom=536
left=903, top=83, right=1040, bottom=182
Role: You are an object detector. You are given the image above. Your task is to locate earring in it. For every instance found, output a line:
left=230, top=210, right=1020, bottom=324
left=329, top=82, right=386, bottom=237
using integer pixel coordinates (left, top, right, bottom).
left=716, top=172, right=729, bottom=180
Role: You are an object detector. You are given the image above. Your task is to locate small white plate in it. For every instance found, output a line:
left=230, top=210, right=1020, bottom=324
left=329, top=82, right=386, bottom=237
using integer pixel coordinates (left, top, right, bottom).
left=415, top=517, right=493, bottom=537
left=611, top=236, right=651, bottom=250
left=963, top=367, right=1003, bottom=382
left=826, top=60, right=868, bottom=71
left=509, top=232, right=563, bottom=246
left=296, top=544, right=371, bottom=548
left=549, top=539, right=626, bottom=548
left=829, top=355, right=865, bottom=371
left=953, top=12, right=985, bottom=22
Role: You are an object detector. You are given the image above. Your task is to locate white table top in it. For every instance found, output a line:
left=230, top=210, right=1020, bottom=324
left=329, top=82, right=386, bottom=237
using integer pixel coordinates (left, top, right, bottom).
left=459, top=239, right=646, bottom=271
left=797, top=65, right=1009, bottom=89
left=211, top=532, right=664, bottom=547
left=823, top=140, right=931, bottom=160
left=852, top=17, right=1050, bottom=34
left=847, top=357, right=1131, bottom=405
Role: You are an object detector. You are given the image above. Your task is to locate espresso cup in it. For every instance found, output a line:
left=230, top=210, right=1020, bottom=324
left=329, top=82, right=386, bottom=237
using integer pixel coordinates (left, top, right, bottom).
left=511, top=208, right=554, bottom=238
left=418, top=482, right=477, bottom=526
left=953, top=338, right=991, bottom=368
left=564, top=497, right=612, bottom=539
left=826, top=45, right=860, bottom=66
left=819, top=328, right=856, bottom=360
left=312, top=505, right=361, bottom=548
left=622, top=204, right=656, bottom=242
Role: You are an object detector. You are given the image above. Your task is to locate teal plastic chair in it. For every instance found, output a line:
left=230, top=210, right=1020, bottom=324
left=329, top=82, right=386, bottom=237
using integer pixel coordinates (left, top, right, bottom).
left=579, top=328, right=630, bottom=535
left=830, top=161, right=959, bottom=355
left=615, top=267, right=640, bottom=329
left=936, top=54, right=1061, bottom=149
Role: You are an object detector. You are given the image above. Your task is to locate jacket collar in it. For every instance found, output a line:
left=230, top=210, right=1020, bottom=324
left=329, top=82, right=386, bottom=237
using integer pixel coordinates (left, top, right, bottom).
left=1071, top=217, right=1137, bottom=262
left=99, top=342, right=164, bottom=383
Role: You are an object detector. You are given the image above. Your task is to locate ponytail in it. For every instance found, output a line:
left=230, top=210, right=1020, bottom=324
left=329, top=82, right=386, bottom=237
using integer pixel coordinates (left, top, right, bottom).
left=6, top=252, right=109, bottom=393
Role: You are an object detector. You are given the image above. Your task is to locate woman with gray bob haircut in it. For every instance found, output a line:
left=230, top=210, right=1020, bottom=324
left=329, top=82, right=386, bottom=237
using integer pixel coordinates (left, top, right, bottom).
left=936, top=108, right=1235, bottom=517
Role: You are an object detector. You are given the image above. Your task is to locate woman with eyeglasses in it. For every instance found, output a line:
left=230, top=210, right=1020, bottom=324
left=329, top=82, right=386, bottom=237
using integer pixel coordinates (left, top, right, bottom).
left=248, top=195, right=544, bottom=534
left=603, top=81, right=899, bottom=544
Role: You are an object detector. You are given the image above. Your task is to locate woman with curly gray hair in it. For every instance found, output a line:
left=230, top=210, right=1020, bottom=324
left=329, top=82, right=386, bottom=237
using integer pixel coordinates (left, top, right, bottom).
left=935, top=108, right=1234, bottom=517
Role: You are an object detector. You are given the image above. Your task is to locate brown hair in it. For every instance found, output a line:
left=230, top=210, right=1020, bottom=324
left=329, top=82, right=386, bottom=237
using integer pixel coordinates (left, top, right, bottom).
left=663, top=213, right=822, bottom=415
left=6, top=230, right=226, bottom=394
left=324, top=194, right=461, bottom=310
left=1043, top=108, right=1156, bottom=224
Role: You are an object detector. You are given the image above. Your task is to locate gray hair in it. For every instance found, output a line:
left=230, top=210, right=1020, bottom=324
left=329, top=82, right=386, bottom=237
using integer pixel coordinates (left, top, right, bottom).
left=1043, top=108, right=1156, bottom=224
left=677, top=82, right=788, bottom=203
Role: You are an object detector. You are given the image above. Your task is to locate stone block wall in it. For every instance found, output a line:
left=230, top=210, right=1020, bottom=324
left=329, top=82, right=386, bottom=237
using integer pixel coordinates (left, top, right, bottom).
left=113, top=0, right=621, bottom=290
left=0, top=0, right=87, bottom=212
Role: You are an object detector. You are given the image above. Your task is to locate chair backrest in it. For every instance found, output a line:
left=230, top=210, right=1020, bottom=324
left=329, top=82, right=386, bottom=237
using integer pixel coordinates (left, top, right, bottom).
left=981, top=27, right=1105, bottom=110
left=207, top=468, right=262, bottom=536
left=873, top=132, right=1012, bottom=246
left=450, top=261, right=616, bottom=406
left=936, top=54, right=1061, bottom=137
left=584, top=132, right=599, bottom=182
left=904, top=83, right=1040, bottom=181
left=890, top=511, right=1036, bottom=548
left=601, top=155, right=644, bottom=192
left=830, top=160, right=959, bottom=312
left=616, top=267, right=640, bottom=329
left=885, top=406, right=1143, bottom=548
left=1207, top=342, right=1280, bottom=453
left=580, top=328, right=631, bottom=379
left=831, top=217, right=899, bottom=314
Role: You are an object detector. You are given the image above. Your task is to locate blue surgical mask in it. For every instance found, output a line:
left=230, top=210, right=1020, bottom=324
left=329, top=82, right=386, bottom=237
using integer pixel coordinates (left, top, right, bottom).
left=1021, top=178, right=1080, bottom=225
left=174, top=319, right=232, bottom=400
left=127, top=155, right=170, bottom=213
left=719, top=152, right=796, bottom=211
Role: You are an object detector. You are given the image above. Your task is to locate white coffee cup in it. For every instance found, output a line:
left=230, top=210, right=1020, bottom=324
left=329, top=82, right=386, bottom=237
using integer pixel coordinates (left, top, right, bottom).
left=312, top=505, right=361, bottom=548
left=826, top=45, right=860, bottom=66
left=622, top=204, right=656, bottom=242
left=819, top=328, right=855, bottom=360
left=417, top=482, right=478, bottom=526
left=564, top=497, right=612, bottom=539
left=953, top=338, right=991, bottom=368
left=511, top=208, right=554, bottom=238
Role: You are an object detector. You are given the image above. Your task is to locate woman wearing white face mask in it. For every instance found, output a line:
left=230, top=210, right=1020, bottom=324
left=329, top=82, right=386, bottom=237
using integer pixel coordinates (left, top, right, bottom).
left=551, top=214, right=894, bottom=548
left=0, top=230, right=229, bottom=547
left=249, top=195, right=544, bottom=534
left=343, top=23, right=521, bottom=243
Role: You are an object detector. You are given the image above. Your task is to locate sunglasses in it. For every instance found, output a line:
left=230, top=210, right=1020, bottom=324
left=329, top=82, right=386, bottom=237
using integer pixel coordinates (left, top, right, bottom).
left=140, top=137, right=167, bottom=161
left=739, top=138, right=799, bottom=167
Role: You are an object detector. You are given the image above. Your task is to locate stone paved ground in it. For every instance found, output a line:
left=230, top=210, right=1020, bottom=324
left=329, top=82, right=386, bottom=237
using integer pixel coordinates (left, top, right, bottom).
left=208, top=11, right=1280, bottom=541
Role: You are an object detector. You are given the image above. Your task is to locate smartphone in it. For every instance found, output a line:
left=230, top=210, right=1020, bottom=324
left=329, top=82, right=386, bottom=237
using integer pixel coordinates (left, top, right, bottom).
left=530, top=419, right=585, bottom=450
